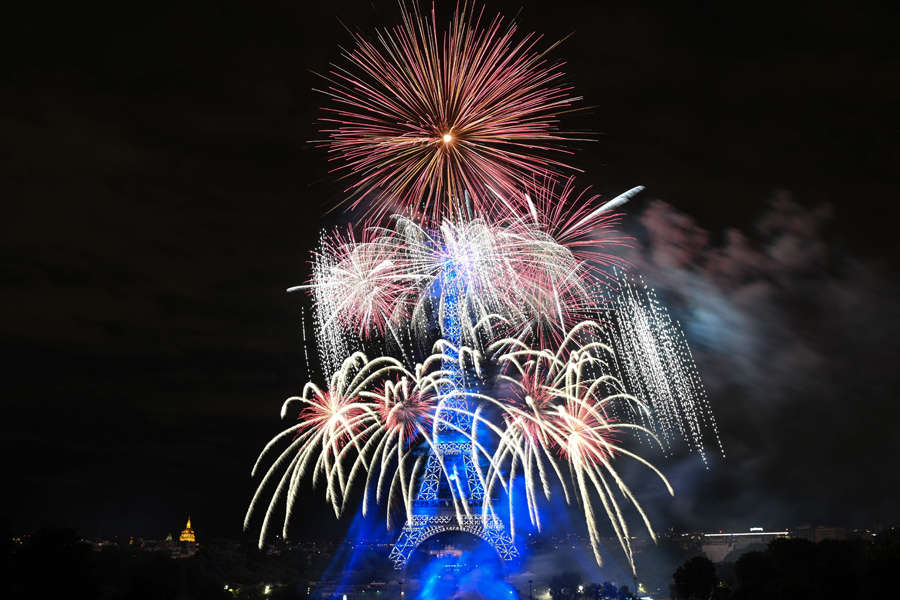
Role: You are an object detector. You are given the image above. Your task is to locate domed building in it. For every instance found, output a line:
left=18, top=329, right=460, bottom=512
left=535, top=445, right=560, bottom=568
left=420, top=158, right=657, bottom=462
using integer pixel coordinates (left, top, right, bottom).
left=179, top=516, right=196, bottom=543
left=165, top=516, right=198, bottom=558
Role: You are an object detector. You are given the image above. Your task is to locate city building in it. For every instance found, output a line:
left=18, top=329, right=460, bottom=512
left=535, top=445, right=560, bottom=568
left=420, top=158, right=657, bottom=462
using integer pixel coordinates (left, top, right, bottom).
left=701, top=529, right=789, bottom=562
left=791, top=525, right=849, bottom=542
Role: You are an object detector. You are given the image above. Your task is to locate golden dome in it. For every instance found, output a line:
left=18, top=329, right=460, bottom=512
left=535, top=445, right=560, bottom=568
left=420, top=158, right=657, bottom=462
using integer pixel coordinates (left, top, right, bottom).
left=179, top=516, right=196, bottom=543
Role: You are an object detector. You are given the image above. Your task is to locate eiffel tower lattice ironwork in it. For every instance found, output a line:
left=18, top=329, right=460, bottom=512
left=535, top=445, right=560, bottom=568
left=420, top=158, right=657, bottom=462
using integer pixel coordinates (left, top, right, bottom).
left=388, top=265, right=519, bottom=569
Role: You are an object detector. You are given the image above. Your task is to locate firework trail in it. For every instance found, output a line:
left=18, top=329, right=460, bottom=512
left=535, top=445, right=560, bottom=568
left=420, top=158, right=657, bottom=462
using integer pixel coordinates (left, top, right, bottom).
left=294, top=227, right=420, bottom=356
left=255, top=228, right=722, bottom=572
left=244, top=344, right=504, bottom=546
left=481, top=320, right=673, bottom=574
left=303, top=231, right=367, bottom=375
left=245, top=323, right=674, bottom=574
left=316, top=2, right=584, bottom=221
left=246, top=1, right=724, bottom=577
left=603, top=271, right=725, bottom=462
left=295, top=181, right=638, bottom=354
left=244, top=352, right=404, bottom=547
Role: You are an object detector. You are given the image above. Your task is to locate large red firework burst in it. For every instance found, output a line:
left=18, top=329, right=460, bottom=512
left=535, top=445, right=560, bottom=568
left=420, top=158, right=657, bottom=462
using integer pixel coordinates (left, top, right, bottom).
left=317, top=2, right=583, bottom=222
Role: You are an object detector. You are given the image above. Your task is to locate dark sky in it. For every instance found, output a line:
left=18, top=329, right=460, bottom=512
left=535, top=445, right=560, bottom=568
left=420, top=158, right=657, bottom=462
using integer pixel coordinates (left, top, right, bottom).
left=3, top=0, right=898, bottom=542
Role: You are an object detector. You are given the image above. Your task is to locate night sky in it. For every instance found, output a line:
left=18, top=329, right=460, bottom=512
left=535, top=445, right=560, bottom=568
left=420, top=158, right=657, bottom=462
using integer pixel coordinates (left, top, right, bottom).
left=3, top=0, right=898, bottom=542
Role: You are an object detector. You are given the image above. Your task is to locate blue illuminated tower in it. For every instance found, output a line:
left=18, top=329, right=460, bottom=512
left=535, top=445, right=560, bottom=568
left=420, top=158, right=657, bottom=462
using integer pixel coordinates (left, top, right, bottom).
left=387, top=264, right=518, bottom=569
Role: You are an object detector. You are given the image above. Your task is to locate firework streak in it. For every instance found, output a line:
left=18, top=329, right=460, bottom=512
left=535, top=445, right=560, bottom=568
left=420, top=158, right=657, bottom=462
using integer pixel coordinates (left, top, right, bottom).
left=316, top=2, right=585, bottom=222
left=293, top=181, right=640, bottom=351
left=247, top=322, right=674, bottom=574
left=245, top=1, right=722, bottom=577
left=603, top=271, right=724, bottom=462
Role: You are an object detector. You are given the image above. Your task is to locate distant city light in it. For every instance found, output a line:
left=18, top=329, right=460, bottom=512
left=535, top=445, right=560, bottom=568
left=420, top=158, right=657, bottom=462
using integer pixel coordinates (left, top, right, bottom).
left=703, top=531, right=788, bottom=537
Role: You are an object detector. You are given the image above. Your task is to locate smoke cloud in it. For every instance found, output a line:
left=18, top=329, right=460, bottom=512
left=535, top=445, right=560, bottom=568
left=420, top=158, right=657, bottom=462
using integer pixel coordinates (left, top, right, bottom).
left=618, top=191, right=900, bottom=530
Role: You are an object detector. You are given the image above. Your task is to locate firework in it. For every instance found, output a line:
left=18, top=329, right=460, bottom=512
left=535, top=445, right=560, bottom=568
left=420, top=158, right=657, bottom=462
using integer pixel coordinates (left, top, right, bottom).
left=244, top=344, right=502, bottom=545
left=245, top=0, right=725, bottom=579
left=496, top=180, right=639, bottom=345
left=297, top=182, right=638, bottom=352
left=291, top=228, right=420, bottom=349
left=245, top=323, right=673, bottom=574
left=244, top=351, right=406, bottom=547
left=482, top=320, right=673, bottom=574
left=252, top=214, right=722, bottom=573
left=350, top=346, right=499, bottom=528
left=317, top=2, right=584, bottom=221
left=603, top=271, right=725, bottom=462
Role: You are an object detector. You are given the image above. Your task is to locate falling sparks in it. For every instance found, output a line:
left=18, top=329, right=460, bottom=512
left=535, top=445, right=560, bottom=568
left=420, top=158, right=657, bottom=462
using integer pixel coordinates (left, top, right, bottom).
left=603, top=271, right=725, bottom=463
left=483, top=320, right=672, bottom=573
left=245, top=325, right=673, bottom=574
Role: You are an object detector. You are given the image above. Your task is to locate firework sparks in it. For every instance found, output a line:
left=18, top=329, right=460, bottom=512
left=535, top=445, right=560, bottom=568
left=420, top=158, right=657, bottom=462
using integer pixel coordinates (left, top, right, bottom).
left=245, top=323, right=677, bottom=574
left=297, top=182, right=637, bottom=349
left=246, top=1, right=724, bottom=578
left=317, top=2, right=584, bottom=221
left=253, top=226, right=722, bottom=574
left=483, top=321, right=673, bottom=573
left=244, top=351, right=407, bottom=547
left=244, top=345, right=500, bottom=544
left=603, top=271, right=725, bottom=462
left=351, top=354, right=481, bottom=528
left=290, top=228, right=419, bottom=345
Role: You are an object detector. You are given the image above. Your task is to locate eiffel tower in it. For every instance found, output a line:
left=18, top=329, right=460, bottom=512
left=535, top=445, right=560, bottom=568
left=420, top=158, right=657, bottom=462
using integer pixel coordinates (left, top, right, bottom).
left=388, top=264, right=519, bottom=569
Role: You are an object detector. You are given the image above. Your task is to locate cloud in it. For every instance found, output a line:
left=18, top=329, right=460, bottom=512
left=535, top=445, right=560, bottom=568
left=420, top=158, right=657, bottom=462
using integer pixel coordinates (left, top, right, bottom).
left=619, top=191, right=900, bottom=528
